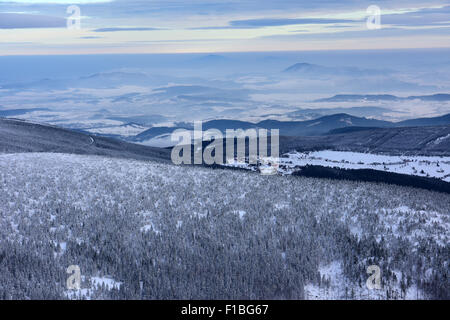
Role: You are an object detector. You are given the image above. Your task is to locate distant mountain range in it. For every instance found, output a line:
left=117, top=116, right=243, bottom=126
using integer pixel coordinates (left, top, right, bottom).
left=316, top=93, right=450, bottom=102
left=286, top=106, right=392, bottom=120
left=132, top=113, right=450, bottom=142
left=280, top=125, right=450, bottom=156
left=283, top=62, right=387, bottom=77
left=0, top=108, right=50, bottom=117
left=2, top=117, right=449, bottom=159
left=398, top=113, right=450, bottom=127
left=0, top=71, right=172, bottom=90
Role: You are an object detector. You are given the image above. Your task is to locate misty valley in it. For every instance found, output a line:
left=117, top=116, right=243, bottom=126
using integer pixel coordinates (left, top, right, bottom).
left=0, top=48, right=449, bottom=301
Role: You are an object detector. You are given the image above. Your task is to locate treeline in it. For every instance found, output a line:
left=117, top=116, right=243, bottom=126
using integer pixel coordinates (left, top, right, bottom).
left=293, top=165, right=450, bottom=194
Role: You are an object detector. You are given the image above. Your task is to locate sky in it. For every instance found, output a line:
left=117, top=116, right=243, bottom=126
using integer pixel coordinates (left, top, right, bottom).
left=0, top=0, right=449, bottom=54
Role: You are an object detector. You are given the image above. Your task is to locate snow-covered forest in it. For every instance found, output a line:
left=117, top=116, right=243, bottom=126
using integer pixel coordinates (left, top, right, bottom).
left=0, top=153, right=448, bottom=300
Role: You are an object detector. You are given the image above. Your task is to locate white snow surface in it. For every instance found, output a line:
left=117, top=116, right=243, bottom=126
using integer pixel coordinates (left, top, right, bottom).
left=281, top=151, right=450, bottom=182
left=226, top=150, right=450, bottom=182
left=66, top=276, right=122, bottom=300
left=86, top=124, right=148, bottom=137
left=0, top=152, right=448, bottom=300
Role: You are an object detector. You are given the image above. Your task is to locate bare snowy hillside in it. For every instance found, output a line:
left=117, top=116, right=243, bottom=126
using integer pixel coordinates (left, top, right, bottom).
left=0, top=153, right=448, bottom=300
left=228, top=150, right=450, bottom=182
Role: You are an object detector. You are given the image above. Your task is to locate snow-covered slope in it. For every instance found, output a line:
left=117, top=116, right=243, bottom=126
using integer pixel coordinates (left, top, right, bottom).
left=0, top=117, right=171, bottom=162
left=279, top=151, right=450, bottom=182
left=0, top=153, right=448, bottom=300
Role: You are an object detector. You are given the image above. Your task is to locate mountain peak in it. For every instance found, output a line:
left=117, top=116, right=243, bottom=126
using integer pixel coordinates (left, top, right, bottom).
left=283, top=62, right=317, bottom=73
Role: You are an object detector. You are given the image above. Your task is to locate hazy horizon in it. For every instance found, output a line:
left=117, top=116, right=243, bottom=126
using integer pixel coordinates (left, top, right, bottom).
left=1, top=1, right=450, bottom=55
left=1, top=1, right=450, bottom=144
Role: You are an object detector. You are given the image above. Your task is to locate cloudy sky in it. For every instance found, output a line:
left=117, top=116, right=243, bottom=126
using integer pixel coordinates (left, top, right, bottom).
left=0, top=0, right=449, bottom=54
